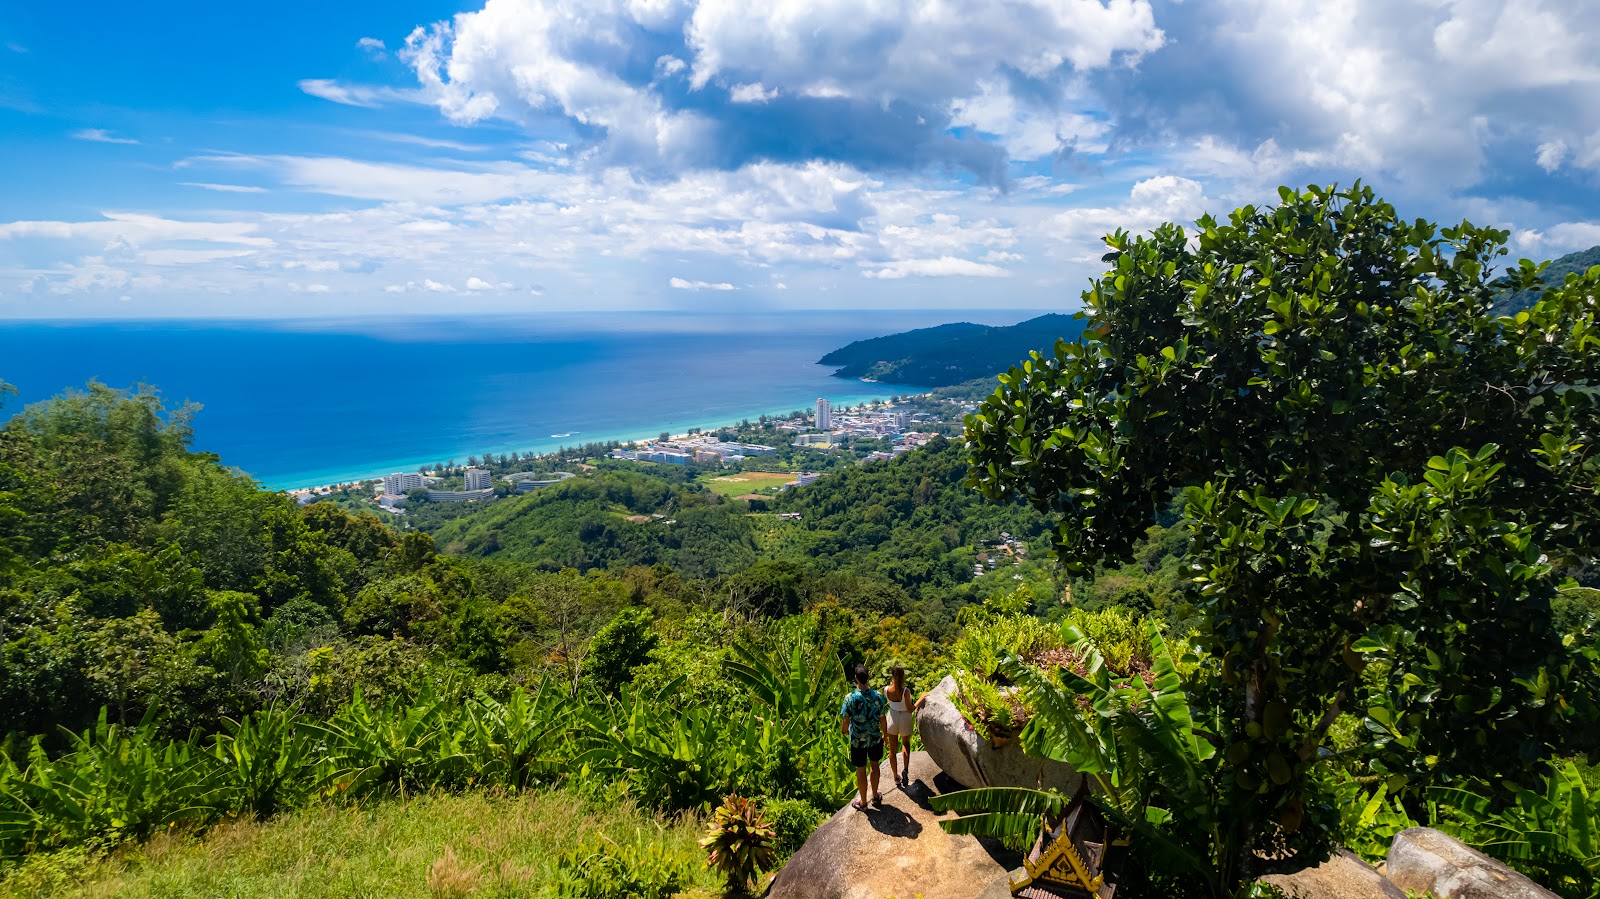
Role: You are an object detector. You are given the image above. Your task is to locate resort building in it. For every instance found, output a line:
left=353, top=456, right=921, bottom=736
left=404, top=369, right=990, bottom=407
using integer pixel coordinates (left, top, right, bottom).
left=463, top=467, right=492, bottom=491
left=816, top=398, right=832, bottom=431
left=382, top=471, right=425, bottom=494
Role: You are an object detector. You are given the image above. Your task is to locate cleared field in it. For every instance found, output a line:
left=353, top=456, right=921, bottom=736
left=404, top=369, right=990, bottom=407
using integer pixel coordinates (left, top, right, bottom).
left=701, top=470, right=794, bottom=496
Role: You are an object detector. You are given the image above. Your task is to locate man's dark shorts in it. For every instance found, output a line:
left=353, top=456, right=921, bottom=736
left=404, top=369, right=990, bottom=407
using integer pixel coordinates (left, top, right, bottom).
left=849, top=740, right=884, bottom=768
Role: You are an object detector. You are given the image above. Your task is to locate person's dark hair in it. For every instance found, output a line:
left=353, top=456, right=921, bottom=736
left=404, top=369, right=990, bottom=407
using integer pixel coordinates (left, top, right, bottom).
left=853, top=664, right=870, bottom=686
left=890, top=665, right=905, bottom=691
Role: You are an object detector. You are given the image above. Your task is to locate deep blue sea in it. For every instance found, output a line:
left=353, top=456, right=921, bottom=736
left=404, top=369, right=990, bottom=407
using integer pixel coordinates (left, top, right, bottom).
left=0, top=310, right=1021, bottom=490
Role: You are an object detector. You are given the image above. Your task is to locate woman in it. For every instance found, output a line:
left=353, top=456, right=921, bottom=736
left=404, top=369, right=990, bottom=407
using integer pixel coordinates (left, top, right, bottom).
left=883, top=665, right=916, bottom=788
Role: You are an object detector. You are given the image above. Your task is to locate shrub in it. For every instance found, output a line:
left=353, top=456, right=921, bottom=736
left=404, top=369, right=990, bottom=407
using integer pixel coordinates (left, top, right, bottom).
left=556, top=833, right=693, bottom=899
left=700, top=794, right=777, bottom=895
left=762, top=797, right=824, bottom=859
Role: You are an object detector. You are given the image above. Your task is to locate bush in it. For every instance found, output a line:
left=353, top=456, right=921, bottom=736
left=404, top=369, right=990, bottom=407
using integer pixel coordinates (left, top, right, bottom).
left=556, top=833, right=694, bottom=899
left=762, top=797, right=824, bottom=859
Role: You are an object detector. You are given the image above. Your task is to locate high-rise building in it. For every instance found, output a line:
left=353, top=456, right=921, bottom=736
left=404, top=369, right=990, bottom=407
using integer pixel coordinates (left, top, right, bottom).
left=382, top=471, right=425, bottom=495
left=894, top=411, right=911, bottom=431
left=464, top=467, right=492, bottom=490
left=816, top=397, right=832, bottom=431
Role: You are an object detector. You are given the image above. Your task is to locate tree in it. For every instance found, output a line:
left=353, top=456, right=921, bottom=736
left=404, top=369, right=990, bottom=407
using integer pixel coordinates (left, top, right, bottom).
left=586, top=606, right=658, bottom=690
left=966, top=184, right=1600, bottom=870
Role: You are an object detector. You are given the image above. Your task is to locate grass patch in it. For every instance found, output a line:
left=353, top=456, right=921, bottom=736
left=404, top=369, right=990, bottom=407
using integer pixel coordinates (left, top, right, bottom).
left=700, top=472, right=793, bottom=497
left=1, top=791, right=718, bottom=899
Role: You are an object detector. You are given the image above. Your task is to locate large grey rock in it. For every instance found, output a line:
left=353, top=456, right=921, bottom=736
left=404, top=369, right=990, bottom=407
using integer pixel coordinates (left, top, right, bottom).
left=1386, top=827, right=1560, bottom=899
left=917, top=675, right=1083, bottom=793
left=768, top=751, right=1019, bottom=899
left=1256, top=849, right=1406, bottom=899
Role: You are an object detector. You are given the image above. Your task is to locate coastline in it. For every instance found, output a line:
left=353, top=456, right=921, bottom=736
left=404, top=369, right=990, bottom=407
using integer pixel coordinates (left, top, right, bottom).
left=272, top=384, right=916, bottom=493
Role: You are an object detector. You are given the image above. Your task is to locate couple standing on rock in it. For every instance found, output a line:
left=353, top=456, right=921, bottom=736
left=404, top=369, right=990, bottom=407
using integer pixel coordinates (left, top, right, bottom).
left=838, top=663, right=925, bottom=811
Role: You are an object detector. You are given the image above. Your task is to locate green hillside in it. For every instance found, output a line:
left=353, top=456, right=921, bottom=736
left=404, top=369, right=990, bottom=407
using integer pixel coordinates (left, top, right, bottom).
left=1494, top=244, right=1600, bottom=314
left=818, top=313, right=1087, bottom=386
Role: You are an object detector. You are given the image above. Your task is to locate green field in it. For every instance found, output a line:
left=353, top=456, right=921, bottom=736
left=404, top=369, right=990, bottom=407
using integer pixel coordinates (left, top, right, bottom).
left=700, top=471, right=794, bottom=496
left=0, top=791, right=716, bottom=899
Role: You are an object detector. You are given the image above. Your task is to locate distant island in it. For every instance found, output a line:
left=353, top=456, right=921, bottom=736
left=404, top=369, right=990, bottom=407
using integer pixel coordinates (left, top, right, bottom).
left=818, top=312, right=1088, bottom=387
left=820, top=242, right=1600, bottom=389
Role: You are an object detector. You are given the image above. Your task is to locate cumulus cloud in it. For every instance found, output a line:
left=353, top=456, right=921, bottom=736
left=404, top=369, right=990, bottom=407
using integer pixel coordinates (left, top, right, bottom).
left=1100, top=0, right=1600, bottom=195
left=357, top=37, right=386, bottom=56
left=1046, top=176, right=1212, bottom=261
left=397, top=0, right=1164, bottom=180
left=72, top=128, right=139, bottom=145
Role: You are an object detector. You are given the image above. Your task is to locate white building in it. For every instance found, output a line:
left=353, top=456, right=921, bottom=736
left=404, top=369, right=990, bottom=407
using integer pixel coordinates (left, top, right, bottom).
left=816, top=397, right=832, bottom=431
left=463, top=467, right=492, bottom=490
left=382, top=472, right=425, bottom=494
left=894, top=411, right=912, bottom=431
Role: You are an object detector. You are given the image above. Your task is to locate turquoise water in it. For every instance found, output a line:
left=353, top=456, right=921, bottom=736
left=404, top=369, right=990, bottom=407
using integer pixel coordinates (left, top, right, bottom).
left=0, top=310, right=1016, bottom=490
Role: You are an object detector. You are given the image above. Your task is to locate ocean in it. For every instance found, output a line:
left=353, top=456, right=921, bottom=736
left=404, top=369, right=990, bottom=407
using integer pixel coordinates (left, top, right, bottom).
left=0, top=310, right=1019, bottom=490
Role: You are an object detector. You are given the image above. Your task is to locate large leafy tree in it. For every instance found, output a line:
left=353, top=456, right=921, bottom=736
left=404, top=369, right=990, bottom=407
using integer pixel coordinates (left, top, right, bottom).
left=966, top=184, right=1600, bottom=861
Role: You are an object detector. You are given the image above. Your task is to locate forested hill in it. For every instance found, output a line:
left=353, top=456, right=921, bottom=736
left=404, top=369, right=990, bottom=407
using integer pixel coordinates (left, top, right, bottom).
left=1494, top=244, right=1600, bottom=314
left=818, top=313, right=1087, bottom=387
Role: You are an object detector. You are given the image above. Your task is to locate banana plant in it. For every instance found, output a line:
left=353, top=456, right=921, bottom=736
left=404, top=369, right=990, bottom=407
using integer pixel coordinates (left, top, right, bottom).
left=576, top=676, right=780, bottom=812
left=1427, top=762, right=1598, bottom=898
left=932, top=619, right=1230, bottom=895
left=459, top=678, right=577, bottom=789
left=725, top=638, right=844, bottom=721
left=305, top=685, right=468, bottom=798
left=0, top=707, right=224, bottom=854
left=212, top=705, right=313, bottom=819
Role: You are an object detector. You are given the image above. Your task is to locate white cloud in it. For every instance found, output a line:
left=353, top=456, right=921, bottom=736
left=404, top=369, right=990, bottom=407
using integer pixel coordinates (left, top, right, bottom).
left=179, top=182, right=268, bottom=194
left=298, top=79, right=416, bottom=108
left=685, top=0, right=1163, bottom=100
left=357, top=37, right=386, bottom=55
left=397, top=0, right=1162, bottom=174
left=1536, top=140, right=1569, bottom=173
left=669, top=277, right=736, bottom=290
left=1154, top=0, right=1600, bottom=189
left=865, top=256, right=1010, bottom=279
left=1046, top=176, right=1211, bottom=261
left=465, top=276, right=513, bottom=290
left=729, top=83, right=777, bottom=103
left=72, top=128, right=139, bottom=145
left=1515, top=221, right=1600, bottom=257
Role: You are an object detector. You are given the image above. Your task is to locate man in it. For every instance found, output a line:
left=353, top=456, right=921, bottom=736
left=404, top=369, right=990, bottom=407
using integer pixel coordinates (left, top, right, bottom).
left=839, top=663, right=888, bottom=810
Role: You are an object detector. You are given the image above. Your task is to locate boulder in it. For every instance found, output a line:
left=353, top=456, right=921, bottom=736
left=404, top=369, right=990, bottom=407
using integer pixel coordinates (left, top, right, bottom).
left=768, top=751, right=1020, bottom=899
left=916, top=675, right=1083, bottom=793
left=1386, top=827, right=1560, bottom=899
left=1256, top=849, right=1406, bottom=899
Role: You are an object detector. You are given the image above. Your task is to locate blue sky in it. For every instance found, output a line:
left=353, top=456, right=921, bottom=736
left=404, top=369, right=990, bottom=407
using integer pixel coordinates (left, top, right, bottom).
left=2, top=0, right=1598, bottom=318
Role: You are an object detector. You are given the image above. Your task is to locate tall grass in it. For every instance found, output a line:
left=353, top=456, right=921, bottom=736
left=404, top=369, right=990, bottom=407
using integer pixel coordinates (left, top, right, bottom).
left=0, top=790, right=719, bottom=899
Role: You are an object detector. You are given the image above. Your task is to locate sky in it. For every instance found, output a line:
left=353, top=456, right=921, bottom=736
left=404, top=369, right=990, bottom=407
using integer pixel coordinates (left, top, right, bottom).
left=2, top=0, right=1599, bottom=319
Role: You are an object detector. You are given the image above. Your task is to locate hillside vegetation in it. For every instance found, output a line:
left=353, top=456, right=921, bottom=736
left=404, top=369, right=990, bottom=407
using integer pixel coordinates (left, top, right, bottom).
left=817, top=313, right=1087, bottom=386
left=2, top=187, right=1598, bottom=899
left=1494, top=244, right=1600, bottom=314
